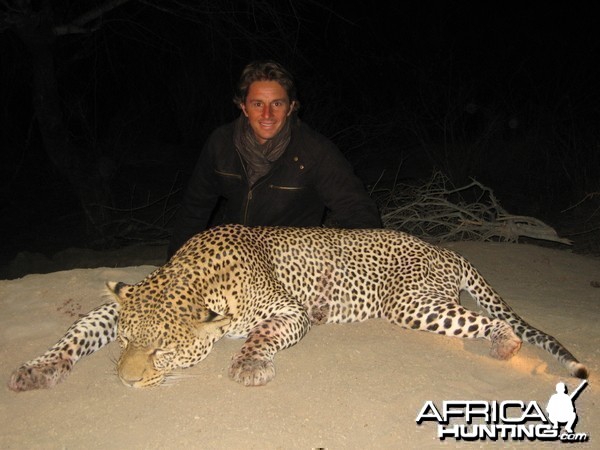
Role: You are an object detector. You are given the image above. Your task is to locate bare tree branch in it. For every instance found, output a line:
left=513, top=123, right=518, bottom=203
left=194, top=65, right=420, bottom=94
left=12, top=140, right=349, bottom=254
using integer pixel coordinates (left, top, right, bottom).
left=376, top=171, right=573, bottom=245
left=54, top=0, right=133, bottom=35
left=1, top=0, right=133, bottom=35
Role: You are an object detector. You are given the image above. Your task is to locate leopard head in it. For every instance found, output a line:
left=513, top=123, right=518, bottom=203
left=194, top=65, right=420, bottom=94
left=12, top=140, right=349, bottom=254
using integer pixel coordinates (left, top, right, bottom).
left=107, top=280, right=230, bottom=388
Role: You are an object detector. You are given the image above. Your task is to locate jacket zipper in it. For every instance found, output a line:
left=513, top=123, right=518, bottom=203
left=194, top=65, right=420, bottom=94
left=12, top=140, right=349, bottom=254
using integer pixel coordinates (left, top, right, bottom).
left=268, top=185, right=303, bottom=190
left=243, top=180, right=269, bottom=224
left=236, top=152, right=293, bottom=224
left=215, top=169, right=242, bottom=180
left=236, top=151, right=258, bottom=225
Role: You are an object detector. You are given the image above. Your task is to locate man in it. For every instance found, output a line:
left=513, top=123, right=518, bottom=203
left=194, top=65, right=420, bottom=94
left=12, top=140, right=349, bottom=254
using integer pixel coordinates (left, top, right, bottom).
left=168, top=61, right=381, bottom=257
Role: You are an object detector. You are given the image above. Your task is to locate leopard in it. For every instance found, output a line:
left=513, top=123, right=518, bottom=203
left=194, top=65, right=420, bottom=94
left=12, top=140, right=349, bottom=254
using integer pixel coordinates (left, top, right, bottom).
left=8, top=224, right=588, bottom=391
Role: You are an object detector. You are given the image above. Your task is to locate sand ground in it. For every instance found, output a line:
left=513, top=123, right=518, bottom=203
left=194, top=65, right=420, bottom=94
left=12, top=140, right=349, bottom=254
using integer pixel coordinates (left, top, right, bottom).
left=1, top=241, right=599, bottom=449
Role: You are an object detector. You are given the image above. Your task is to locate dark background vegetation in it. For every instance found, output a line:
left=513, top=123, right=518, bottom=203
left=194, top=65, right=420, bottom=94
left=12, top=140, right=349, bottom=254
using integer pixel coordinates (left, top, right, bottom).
left=1, top=1, right=599, bottom=268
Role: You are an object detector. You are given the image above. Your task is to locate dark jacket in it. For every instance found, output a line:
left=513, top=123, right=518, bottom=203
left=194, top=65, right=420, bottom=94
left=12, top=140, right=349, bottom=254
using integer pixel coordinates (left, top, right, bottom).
left=168, top=119, right=381, bottom=256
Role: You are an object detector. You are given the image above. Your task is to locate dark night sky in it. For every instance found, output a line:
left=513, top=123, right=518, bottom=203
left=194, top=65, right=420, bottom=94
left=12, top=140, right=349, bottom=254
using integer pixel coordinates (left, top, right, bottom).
left=1, top=2, right=599, bottom=264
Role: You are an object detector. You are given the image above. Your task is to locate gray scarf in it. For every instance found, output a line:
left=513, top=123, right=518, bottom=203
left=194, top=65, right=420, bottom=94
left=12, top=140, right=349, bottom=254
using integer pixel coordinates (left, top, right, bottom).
left=233, top=114, right=294, bottom=186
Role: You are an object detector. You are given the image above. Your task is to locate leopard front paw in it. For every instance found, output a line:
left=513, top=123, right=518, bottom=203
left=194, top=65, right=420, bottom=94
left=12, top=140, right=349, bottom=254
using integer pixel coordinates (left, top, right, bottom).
left=7, top=358, right=74, bottom=392
left=228, top=354, right=275, bottom=386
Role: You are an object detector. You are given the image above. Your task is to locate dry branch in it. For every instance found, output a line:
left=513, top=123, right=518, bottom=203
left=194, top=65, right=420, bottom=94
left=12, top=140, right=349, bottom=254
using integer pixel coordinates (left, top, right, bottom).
left=376, top=171, right=572, bottom=245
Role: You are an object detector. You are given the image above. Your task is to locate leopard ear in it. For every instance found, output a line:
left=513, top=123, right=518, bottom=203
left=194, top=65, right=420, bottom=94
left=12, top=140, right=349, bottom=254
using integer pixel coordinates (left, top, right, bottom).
left=106, top=281, right=135, bottom=303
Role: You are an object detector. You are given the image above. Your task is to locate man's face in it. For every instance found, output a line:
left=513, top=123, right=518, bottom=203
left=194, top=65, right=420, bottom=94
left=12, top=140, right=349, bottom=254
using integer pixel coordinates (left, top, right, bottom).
left=241, top=80, right=295, bottom=144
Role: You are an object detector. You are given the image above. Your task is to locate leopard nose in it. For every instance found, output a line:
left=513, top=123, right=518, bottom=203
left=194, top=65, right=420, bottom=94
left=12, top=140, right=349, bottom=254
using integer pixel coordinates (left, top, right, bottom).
left=119, top=375, right=142, bottom=387
left=117, top=346, right=152, bottom=387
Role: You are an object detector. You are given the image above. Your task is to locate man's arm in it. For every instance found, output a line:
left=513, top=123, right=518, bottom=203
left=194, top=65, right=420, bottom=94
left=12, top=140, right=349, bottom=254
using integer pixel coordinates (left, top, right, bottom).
left=313, top=140, right=381, bottom=229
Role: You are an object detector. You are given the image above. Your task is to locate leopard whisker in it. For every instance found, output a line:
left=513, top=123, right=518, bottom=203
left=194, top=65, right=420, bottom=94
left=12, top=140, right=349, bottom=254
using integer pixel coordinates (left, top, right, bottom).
left=161, top=371, right=199, bottom=386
